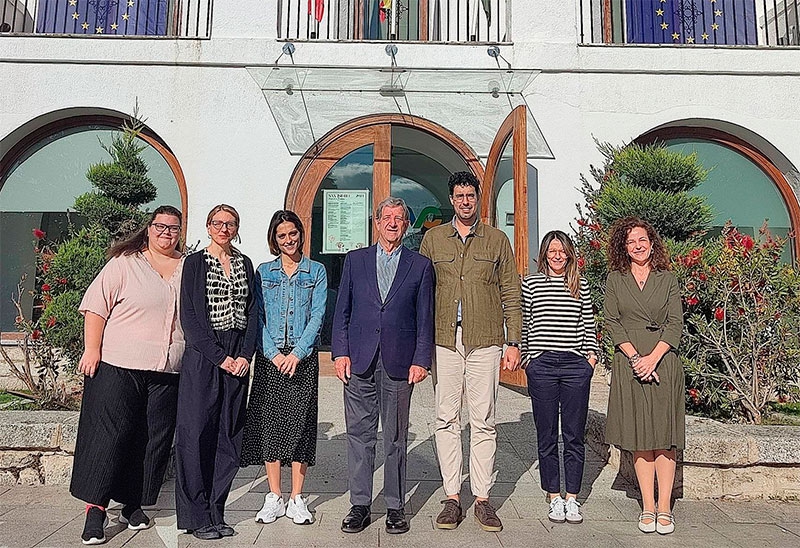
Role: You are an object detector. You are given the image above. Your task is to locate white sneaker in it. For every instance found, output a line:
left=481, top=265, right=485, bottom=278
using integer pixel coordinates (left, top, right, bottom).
left=565, top=497, right=583, bottom=524
left=255, top=492, right=285, bottom=524
left=548, top=496, right=566, bottom=523
left=285, top=494, right=314, bottom=525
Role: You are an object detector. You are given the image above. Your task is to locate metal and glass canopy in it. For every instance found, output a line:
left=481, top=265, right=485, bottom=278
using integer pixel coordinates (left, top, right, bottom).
left=246, top=66, right=553, bottom=159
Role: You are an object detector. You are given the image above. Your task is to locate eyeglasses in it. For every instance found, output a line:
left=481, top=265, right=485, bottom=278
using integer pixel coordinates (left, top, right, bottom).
left=151, top=223, right=181, bottom=235
left=452, top=193, right=477, bottom=203
left=209, top=220, right=238, bottom=231
left=547, top=249, right=567, bottom=257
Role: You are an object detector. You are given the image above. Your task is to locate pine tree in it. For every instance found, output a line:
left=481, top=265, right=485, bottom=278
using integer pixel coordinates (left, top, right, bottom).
left=574, top=140, right=713, bottom=308
left=36, top=112, right=157, bottom=367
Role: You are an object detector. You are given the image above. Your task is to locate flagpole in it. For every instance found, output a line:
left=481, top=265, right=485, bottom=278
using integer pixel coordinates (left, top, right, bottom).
left=390, top=1, right=398, bottom=39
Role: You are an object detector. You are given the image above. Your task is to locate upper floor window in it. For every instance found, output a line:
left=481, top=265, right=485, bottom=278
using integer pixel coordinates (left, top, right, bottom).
left=280, top=0, right=510, bottom=43
left=582, top=0, right=799, bottom=46
left=0, top=0, right=212, bottom=37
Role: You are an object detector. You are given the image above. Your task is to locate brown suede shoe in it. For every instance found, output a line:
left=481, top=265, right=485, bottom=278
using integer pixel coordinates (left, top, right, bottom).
left=474, top=500, right=503, bottom=532
left=435, top=499, right=463, bottom=530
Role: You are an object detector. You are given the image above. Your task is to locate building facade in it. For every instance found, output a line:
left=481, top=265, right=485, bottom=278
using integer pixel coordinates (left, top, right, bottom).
left=2, top=1, right=800, bottom=343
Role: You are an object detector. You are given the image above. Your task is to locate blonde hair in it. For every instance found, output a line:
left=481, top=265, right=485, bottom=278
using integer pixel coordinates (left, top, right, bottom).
left=537, top=230, right=581, bottom=299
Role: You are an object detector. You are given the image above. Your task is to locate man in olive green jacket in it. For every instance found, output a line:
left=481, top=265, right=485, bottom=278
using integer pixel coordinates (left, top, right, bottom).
left=419, top=171, right=522, bottom=532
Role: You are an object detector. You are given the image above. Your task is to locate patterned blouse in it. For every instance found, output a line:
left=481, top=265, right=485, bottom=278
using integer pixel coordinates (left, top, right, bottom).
left=204, top=248, right=248, bottom=331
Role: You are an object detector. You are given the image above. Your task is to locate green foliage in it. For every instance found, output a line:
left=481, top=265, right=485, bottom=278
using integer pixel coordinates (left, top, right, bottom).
left=43, top=226, right=109, bottom=295
left=677, top=225, right=800, bottom=424
left=40, top=290, right=85, bottom=367
left=572, top=140, right=713, bottom=312
left=86, top=160, right=155, bottom=207
left=72, top=193, right=148, bottom=239
left=594, top=178, right=713, bottom=240
left=608, top=141, right=708, bottom=193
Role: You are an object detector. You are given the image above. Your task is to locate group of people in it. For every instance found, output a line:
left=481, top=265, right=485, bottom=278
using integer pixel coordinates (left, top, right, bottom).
left=69, top=171, right=685, bottom=545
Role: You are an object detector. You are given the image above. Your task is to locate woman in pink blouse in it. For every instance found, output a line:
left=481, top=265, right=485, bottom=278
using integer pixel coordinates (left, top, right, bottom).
left=70, top=205, right=185, bottom=546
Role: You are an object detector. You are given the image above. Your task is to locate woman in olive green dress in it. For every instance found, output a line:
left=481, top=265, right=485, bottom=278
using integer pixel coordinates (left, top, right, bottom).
left=604, top=217, right=684, bottom=536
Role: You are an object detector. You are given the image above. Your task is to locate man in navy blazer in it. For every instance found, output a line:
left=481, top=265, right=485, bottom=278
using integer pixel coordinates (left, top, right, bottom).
left=332, top=196, right=434, bottom=535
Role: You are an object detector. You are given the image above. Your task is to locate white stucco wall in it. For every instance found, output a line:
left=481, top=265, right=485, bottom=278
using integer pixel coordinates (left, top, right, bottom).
left=1, top=0, right=800, bottom=261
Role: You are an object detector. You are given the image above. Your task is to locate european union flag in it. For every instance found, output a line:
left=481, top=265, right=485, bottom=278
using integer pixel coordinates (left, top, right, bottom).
left=626, top=0, right=757, bottom=45
left=36, top=0, right=169, bottom=35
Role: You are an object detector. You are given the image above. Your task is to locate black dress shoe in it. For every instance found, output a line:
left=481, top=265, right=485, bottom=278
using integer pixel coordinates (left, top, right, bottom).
left=215, top=522, right=235, bottom=537
left=385, top=508, right=409, bottom=534
left=191, top=524, right=222, bottom=540
left=341, top=505, right=371, bottom=533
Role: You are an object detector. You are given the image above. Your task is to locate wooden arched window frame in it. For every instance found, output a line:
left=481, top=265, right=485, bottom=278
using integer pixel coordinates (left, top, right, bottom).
left=0, top=115, right=189, bottom=233
left=483, top=105, right=529, bottom=275
left=285, top=113, right=485, bottom=256
left=637, top=126, right=800, bottom=260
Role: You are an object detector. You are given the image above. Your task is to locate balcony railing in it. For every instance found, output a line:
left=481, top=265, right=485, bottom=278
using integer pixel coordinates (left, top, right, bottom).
left=580, top=0, right=800, bottom=46
left=279, top=0, right=510, bottom=42
left=0, top=0, right=212, bottom=37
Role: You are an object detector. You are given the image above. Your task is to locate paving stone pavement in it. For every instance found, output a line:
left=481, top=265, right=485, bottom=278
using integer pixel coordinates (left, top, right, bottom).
left=2, top=376, right=800, bottom=547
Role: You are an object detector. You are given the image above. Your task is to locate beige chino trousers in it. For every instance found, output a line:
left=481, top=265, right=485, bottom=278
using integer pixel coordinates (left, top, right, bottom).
left=433, top=326, right=502, bottom=499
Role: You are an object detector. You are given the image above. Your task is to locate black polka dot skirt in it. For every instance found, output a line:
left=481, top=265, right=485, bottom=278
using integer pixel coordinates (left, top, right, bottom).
left=241, top=348, right=318, bottom=467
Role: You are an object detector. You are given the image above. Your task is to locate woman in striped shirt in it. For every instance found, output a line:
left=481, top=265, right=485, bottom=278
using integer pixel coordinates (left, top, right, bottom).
left=522, top=230, right=599, bottom=525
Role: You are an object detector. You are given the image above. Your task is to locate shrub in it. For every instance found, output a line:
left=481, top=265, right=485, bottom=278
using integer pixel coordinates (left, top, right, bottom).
left=7, top=112, right=159, bottom=407
left=677, top=224, right=800, bottom=424
left=42, top=226, right=109, bottom=295
left=40, top=290, right=86, bottom=367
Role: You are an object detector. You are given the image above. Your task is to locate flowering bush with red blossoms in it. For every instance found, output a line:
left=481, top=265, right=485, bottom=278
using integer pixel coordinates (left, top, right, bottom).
left=676, top=223, right=800, bottom=424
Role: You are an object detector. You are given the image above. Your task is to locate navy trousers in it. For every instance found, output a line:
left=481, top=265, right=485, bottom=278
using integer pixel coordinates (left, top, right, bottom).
left=174, top=335, right=248, bottom=530
left=525, top=351, right=593, bottom=495
left=344, top=351, right=413, bottom=510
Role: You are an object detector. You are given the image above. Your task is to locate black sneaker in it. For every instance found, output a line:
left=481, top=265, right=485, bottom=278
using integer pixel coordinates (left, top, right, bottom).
left=119, top=506, right=151, bottom=530
left=81, top=507, right=108, bottom=545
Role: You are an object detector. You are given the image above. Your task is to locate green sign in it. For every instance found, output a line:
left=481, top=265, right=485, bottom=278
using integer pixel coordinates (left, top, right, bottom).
left=322, top=189, right=370, bottom=254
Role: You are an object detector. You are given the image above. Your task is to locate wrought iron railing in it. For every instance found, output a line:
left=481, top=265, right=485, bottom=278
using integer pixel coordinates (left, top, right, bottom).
left=580, top=0, right=800, bottom=46
left=0, top=0, right=212, bottom=37
left=279, top=0, right=510, bottom=42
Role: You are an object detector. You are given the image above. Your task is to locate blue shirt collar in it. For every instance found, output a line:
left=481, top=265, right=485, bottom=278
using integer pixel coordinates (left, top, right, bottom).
left=268, top=255, right=311, bottom=272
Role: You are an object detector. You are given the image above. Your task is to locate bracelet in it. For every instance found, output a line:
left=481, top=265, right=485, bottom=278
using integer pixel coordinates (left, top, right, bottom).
left=628, top=353, right=641, bottom=366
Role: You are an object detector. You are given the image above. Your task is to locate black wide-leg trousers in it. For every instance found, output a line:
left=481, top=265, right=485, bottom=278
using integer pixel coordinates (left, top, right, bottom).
left=70, top=362, right=179, bottom=507
left=174, top=340, right=248, bottom=530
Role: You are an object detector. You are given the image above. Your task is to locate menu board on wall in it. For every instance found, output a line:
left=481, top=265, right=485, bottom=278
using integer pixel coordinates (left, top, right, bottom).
left=322, top=190, right=370, bottom=254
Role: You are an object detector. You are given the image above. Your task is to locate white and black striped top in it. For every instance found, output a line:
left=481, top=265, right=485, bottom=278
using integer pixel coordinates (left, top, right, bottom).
left=204, top=249, right=248, bottom=331
left=521, top=273, right=599, bottom=362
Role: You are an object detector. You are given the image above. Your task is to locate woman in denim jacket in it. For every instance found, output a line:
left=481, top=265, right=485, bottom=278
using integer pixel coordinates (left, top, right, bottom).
left=241, top=210, right=327, bottom=526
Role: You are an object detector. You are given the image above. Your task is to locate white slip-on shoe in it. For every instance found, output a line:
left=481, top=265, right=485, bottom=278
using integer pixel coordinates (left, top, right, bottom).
left=255, top=492, right=285, bottom=524
left=548, top=496, right=566, bottom=523
left=638, top=511, right=657, bottom=533
left=564, top=497, right=583, bottom=524
left=285, top=495, right=314, bottom=525
left=656, top=512, right=675, bottom=535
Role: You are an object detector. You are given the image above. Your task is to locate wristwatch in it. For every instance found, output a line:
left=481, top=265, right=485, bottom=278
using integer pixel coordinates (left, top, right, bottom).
left=506, top=341, right=519, bottom=348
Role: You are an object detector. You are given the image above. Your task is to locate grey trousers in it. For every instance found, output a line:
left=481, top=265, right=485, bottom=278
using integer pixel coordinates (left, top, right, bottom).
left=344, top=352, right=413, bottom=510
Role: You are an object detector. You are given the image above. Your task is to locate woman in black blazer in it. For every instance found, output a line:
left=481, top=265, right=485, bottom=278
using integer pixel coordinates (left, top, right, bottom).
left=175, top=204, right=259, bottom=541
